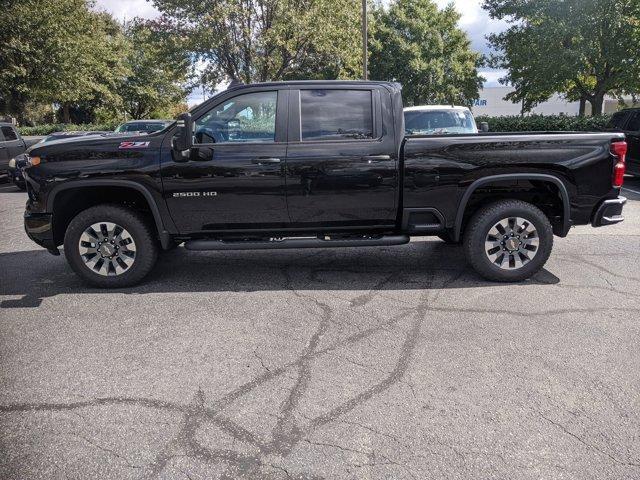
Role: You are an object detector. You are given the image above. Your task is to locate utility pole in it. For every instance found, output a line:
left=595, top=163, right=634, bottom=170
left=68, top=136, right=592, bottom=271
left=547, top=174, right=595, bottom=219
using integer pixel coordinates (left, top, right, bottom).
left=362, top=0, right=368, bottom=80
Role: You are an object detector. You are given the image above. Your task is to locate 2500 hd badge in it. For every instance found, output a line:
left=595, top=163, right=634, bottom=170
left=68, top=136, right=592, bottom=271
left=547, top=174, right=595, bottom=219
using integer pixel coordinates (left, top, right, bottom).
left=172, top=191, right=218, bottom=198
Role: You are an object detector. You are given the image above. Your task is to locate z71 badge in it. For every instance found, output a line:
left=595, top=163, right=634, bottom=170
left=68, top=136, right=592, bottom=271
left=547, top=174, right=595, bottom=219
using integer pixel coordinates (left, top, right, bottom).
left=119, top=141, right=150, bottom=149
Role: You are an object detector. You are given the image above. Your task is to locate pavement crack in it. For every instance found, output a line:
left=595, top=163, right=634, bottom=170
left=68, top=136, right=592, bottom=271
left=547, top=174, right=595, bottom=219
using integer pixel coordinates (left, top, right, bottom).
left=537, top=411, right=640, bottom=468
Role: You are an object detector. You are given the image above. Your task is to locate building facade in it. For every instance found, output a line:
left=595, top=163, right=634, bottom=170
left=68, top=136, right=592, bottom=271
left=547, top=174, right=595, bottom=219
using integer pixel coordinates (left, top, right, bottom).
left=471, top=87, right=636, bottom=117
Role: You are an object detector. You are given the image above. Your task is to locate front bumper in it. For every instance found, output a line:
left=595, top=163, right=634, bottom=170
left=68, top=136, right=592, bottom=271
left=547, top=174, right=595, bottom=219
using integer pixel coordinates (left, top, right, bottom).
left=24, top=211, right=56, bottom=250
left=591, top=196, right=626, bottom=227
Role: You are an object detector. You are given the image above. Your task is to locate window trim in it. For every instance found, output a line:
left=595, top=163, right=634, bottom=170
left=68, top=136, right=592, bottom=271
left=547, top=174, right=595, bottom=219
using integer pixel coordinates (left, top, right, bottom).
left=288, top=87, right=383, bottom=145
left=192, top=89, right=286, bottom=147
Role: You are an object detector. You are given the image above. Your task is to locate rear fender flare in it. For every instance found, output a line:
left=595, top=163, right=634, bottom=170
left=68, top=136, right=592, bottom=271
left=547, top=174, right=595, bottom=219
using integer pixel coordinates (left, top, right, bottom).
left=453, top=173, right=571, bottom=242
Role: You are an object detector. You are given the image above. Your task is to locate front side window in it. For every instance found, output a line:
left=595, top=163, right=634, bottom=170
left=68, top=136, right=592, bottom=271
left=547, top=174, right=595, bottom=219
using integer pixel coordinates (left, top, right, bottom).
left=194, top=91, right=278, bottom=144
left=1, top=126, right=18, bottom=141
left=300, top=89, right=373, bottom=141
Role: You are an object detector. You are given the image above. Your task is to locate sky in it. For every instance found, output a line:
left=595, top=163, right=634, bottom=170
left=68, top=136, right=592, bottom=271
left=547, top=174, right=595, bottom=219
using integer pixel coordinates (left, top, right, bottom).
left=93, top=0, right=509, bottom=101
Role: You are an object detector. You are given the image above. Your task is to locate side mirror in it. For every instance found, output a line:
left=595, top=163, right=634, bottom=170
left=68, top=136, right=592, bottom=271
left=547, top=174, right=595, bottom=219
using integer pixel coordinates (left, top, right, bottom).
left=172, top=112, right=193, bottom=151
left=479, top=122, right=489, bottom=133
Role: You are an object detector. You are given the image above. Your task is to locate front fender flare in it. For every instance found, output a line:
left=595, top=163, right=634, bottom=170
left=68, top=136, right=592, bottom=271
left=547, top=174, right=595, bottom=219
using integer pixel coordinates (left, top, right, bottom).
left=46, top=179, right=173, bottom=249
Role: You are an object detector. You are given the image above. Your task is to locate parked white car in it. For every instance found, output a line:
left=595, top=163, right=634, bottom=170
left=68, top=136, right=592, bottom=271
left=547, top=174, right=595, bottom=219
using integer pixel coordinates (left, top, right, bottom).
left=404, top=105, right=487, bottom=135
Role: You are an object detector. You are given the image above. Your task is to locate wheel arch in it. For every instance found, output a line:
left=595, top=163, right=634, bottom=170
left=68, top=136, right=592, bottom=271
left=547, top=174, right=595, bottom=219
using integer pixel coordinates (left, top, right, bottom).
left=47, top=180, right=172, bottom=249
left=453, top=173, right=571, bottom=242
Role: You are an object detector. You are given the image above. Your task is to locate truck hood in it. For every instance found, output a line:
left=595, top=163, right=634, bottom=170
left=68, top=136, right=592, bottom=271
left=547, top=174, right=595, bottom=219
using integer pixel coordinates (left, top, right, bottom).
left=26, top=132, right=151, bottom=156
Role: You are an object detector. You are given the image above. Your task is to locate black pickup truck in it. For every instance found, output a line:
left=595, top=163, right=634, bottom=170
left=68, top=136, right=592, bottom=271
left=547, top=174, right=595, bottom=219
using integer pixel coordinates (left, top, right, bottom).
left=22, top=81, right=628, bottom=288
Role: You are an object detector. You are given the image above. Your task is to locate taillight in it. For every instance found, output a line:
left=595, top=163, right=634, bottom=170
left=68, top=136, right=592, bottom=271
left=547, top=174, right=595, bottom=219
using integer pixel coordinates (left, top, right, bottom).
left=611, top=141, right=627, bottom=188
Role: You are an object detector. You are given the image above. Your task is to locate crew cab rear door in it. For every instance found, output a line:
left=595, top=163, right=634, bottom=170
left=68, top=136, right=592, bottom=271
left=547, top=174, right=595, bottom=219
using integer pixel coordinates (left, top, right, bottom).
left=284, top=86, right=398, bottom=227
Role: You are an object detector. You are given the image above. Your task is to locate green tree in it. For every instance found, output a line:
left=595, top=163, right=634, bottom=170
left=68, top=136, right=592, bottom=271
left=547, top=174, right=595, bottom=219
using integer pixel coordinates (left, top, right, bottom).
left=0, top=0, right=129, bottom=123
left=369, top=0, right=483, bottom=106
left=119, top=20, right=192, bottom=119
left=484, top=0, right=640, bottom=116
left=150, top=0, right=362, bottom=86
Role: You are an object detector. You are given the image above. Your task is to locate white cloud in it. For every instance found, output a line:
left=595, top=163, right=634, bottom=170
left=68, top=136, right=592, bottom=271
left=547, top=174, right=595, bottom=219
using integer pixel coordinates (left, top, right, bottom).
left=433, top=0, right=508, bottom=55
left=93, top=0, right=160, bottom=22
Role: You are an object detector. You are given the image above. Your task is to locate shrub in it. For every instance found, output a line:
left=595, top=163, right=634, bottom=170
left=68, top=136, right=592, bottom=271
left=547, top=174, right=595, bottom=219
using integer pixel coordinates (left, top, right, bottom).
left=18, top=123, right=120, bottom=136
left=475, top=115, right=612, bottom=132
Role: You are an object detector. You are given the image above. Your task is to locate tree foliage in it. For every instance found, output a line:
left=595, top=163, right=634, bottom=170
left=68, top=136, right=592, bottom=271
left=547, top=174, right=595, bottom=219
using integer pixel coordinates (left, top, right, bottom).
left=484, top=0, right=640, bottom=116
left=0, top=0, right=130, bottom=123
left=150, top=0, right=363, bottom=85
left=119, top=20, right=192, bottom=119
left=0, top=0, right=191, bottom=124
left=369, top=0, right=483, bottom=106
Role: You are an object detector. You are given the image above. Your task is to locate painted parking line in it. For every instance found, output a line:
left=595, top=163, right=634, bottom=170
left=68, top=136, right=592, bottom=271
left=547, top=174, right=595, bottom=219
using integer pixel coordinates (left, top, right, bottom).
left=622, top=187, right=640, bottom=196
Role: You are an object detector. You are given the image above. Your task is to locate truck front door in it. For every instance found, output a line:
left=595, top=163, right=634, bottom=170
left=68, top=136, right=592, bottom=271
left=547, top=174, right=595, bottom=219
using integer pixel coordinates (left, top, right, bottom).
left=284, top=87, right=398, bottom=228
left=162, top=88, right=290, bottom=233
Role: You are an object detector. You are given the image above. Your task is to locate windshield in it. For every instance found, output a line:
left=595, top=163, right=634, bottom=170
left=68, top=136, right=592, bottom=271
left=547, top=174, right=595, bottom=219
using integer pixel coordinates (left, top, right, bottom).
left=115, top=122, right=168, bottom=133
left=405, top=109, right=477, bottom=135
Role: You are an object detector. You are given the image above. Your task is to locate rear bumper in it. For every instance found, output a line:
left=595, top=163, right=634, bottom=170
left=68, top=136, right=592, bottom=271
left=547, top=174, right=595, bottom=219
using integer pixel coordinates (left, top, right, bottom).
left=591, top=196, right=626, bottom=227
left=24, top=212, right=56, bottom=250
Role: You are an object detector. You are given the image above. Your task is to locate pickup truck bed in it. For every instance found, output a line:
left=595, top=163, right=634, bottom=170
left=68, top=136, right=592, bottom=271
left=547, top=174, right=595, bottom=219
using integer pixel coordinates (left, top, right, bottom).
left=21, top=80, right=627, bottom=287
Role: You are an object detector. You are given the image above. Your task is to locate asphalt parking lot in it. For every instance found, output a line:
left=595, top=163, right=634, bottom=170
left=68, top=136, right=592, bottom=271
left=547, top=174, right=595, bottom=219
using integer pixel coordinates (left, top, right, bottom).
left=1, top=179, right=639, bottom=480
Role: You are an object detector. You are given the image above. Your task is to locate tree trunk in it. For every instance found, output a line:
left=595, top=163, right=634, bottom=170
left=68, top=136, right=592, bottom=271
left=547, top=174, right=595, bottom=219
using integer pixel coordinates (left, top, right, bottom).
left=578, top=97, right=587, bottom=117
left=63, top=103, right=70, bottom=123
left=590, top=93, right=605, bottom=116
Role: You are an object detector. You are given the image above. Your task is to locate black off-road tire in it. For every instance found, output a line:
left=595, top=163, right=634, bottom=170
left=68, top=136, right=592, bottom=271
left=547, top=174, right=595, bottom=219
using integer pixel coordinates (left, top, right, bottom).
left=63, top=204, right=158, bottom=288
left=463, top=200, right=554, bottom=282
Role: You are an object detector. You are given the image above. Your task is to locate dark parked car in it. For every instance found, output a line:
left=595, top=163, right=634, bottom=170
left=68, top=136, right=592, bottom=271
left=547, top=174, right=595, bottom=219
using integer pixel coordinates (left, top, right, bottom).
left=8, top=131, right=109, bottom=189
left=607, top=108, right=640, bottom=175
left=22, top=81, right=627, bottom=288
left=0, top=123, right=27, bottom=180
left=114, top=120, right=172, bottom=134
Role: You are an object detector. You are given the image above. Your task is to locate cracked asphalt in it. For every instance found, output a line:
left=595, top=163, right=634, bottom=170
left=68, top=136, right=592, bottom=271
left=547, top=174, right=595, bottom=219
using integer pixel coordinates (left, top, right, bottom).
left=1, top=179, right=639, bottom=479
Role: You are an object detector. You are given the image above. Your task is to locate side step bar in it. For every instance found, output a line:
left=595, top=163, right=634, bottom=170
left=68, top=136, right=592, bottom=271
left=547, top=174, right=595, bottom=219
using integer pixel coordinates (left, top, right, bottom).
left=184, top=235, right=410, bottom=251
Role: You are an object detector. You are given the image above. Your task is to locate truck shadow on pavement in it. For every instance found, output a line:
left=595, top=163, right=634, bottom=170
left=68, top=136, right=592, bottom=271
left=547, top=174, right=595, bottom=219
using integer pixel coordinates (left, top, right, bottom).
left=0, top=241, right=560, bottom=310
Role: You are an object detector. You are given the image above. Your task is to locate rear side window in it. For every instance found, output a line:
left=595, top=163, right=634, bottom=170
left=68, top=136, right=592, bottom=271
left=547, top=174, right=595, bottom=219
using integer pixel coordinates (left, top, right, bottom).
left=1, top=126, right=18, bottom=141
left=626, top=112, right=640, bottom=132
left=607, top=112, right=629, bottom=129
left=300, top=89, right=373, bottom=141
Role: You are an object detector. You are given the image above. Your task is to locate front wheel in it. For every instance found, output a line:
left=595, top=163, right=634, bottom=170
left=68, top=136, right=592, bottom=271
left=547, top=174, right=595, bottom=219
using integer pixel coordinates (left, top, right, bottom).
left=64, top=205, right=158, bottom=288
left=463, top=200, right=553, bottom=282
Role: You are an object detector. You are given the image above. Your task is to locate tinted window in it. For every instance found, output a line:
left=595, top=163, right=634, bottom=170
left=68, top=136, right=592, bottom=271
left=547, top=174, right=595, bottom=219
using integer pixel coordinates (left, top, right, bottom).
left=607, top=112, right=629, bottom=129
left=300, top=90, right=373, bottom=141
left=1, top=126, right=18, bottom=141
left=626, top=112, right=640, bottom=132
left=195, top=91, right=277, bottom=144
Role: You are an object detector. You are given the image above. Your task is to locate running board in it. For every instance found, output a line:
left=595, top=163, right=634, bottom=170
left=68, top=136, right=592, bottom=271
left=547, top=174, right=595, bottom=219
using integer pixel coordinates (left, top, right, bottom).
left=184, top=235, right=410, bottom=251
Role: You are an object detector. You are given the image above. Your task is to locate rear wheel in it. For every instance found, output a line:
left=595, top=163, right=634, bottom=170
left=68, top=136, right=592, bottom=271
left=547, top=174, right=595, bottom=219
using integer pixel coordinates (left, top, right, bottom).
left=63, top=205, right=158, bottom=288
left=463, top=200, right=553, bottom=282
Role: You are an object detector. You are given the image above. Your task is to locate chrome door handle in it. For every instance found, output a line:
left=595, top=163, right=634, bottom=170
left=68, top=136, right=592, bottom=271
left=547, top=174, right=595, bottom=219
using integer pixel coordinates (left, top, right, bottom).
left=252, top=157, right=281, bottom=165
left=362, top=155, right=392, bottom=163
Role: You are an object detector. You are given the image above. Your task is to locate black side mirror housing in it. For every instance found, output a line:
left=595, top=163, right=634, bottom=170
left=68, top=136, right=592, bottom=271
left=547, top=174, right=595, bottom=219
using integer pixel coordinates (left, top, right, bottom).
left=172, top=112, right=193, bottom=151
left=479, top=122, right=489, bottom=133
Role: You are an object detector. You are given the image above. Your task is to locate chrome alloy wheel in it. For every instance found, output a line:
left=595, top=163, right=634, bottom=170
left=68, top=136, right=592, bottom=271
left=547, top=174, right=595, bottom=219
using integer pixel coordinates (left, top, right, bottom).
left=485, top=217, right=539, bottom=270
left=78, top=222, right=137, bottom=276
